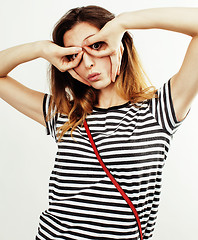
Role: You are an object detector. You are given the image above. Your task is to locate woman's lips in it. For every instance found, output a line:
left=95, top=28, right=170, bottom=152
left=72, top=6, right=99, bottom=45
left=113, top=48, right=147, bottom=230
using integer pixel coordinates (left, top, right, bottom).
left=87, top=73, right=101, bottom=81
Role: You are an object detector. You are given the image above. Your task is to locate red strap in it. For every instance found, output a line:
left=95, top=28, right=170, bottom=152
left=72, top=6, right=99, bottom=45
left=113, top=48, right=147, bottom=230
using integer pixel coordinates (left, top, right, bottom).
left=83, top=120, right=143, bottom=240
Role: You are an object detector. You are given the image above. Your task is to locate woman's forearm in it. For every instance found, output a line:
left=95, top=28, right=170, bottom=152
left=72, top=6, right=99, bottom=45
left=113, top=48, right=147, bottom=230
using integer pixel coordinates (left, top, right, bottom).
left=0, top=41, right=45, bottom=77
left=118, top=7, right=198, bottom=37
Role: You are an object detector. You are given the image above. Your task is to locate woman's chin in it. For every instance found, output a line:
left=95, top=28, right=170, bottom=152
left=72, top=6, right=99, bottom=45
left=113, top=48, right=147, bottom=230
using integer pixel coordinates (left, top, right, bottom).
left=90, top=80, right=113, bottom=90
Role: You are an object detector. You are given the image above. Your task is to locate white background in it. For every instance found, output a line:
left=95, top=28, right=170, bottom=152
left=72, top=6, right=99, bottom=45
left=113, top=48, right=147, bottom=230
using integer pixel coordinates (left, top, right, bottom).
left=0, top=0, right=198, bottom=239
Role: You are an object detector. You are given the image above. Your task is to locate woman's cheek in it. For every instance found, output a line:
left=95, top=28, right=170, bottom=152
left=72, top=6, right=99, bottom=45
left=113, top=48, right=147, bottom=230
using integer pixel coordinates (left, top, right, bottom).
left=74, top=66, right=85, bottom=78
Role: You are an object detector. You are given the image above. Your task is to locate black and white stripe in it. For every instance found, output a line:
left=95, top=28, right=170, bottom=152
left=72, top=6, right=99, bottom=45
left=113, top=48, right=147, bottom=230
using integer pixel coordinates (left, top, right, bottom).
left=36, top=79, right=182, bottom=240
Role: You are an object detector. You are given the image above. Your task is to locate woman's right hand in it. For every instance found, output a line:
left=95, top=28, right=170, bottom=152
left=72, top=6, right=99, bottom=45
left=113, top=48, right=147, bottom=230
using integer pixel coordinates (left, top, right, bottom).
left=40, top=40, right=90, bottom=86
left=0, top=40, right=89, bottom=130
left=41, top=40, right=83, bottom=71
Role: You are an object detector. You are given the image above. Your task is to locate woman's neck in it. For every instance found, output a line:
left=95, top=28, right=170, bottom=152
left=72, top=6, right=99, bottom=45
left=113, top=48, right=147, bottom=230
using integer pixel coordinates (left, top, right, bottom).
left=95, top=82, right=127, bottom=109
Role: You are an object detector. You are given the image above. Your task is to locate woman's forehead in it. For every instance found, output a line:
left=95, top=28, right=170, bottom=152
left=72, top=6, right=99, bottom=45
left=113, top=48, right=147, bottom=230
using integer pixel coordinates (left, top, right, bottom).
left=63, top=22, right=99, bottom=47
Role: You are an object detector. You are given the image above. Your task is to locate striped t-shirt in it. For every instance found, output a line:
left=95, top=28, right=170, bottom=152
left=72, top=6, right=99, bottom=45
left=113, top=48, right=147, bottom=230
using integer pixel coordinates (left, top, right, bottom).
left=36, top=80, right=182, bottom=240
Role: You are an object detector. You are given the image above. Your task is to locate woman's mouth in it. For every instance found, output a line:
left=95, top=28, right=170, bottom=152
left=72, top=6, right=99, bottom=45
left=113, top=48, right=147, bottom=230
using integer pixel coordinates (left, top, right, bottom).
left=87, top=73, right=101, bottom=81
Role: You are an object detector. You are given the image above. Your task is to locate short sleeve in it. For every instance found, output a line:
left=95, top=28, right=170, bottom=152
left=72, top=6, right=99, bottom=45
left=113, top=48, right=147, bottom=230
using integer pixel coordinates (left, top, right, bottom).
left=149, top=79, right=183, bottom=135
left=43, top=93, right=57, bottom=141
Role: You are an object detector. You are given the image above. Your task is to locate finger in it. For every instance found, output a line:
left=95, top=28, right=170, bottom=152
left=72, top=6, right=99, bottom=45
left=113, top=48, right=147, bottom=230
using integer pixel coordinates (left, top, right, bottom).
left=117, top=51, right=121, bottom=76
left=118, top=44, right=124, bottom=75
left=66, top=51, right=84, bottom=69
left=83, top=46, right=112, bottom=58
left=110, top=53, right=119, bottom=82
left=55, top=49, right=83, bottom=72
left=61, top=46, right=82, bottom=55
left=56, top=52, right=83, bottom=72
left=68, top=69, right=91, bottom=86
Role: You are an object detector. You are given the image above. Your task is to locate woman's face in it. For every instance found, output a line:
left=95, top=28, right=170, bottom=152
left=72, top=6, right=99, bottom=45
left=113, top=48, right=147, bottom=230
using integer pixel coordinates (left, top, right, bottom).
left=63, top=22, right=112, bottom=89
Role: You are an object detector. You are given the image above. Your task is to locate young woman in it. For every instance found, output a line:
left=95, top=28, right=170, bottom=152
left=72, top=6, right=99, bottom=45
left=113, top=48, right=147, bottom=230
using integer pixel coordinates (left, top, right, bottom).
left=0, top=5, right=198, bottom=240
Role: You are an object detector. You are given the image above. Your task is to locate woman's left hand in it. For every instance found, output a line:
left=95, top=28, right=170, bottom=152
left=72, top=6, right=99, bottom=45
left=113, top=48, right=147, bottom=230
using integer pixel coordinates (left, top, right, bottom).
left=83, top=16, right=125, bottom=82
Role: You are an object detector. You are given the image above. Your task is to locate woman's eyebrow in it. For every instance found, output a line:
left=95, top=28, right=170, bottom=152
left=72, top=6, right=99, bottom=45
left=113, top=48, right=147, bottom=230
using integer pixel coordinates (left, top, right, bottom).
left=84, top=34, right=95, bottom=42
left=66, top=34, right=95, bottom=48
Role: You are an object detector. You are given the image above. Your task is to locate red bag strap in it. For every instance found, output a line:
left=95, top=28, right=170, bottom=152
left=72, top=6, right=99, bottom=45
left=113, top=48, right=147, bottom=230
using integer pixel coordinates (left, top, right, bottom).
left=83, top=120, right=143, bottom=240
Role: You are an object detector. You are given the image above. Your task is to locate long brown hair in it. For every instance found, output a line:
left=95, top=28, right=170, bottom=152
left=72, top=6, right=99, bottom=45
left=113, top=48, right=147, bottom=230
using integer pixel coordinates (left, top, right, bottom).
left=48, top=5, right=156, bottom=141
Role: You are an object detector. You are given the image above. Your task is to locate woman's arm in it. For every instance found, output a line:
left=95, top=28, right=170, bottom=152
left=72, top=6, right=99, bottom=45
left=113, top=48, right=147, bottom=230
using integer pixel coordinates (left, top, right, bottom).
left=121, top=8, right=198, bottom=121
left=84, top=8, right=198, bottom=121
left=118, top=8, right=198, bottom=36
left=0, top=41, right=46, bottom=126
left=0, top=41, right=84, bottom=126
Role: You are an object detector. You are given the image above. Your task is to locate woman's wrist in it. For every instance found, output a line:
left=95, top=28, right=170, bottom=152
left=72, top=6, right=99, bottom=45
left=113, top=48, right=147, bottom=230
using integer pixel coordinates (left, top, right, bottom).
left=35, top=40, right=51, bottom=59
left=116, top=10, right=155, bottom=31
left=116, top=12, right=135, bottom=31
left=116, top=12, right=130, bottom=31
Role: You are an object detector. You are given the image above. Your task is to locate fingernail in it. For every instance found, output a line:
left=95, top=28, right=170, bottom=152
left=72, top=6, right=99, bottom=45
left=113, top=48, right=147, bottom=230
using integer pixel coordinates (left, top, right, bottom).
left=76, top=47, right=82, bottom=52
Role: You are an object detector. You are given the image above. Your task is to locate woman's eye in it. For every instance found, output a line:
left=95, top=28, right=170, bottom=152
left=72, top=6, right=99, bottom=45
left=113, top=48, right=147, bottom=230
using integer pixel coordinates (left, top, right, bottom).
left=91, top=42, right=102, bottom=50
left=67, top=53, right=78, bottom=61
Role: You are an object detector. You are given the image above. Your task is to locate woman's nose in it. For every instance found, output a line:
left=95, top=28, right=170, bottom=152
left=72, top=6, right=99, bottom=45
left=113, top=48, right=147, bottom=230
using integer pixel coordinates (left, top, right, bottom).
left=82, top=52, right=94, bottom=68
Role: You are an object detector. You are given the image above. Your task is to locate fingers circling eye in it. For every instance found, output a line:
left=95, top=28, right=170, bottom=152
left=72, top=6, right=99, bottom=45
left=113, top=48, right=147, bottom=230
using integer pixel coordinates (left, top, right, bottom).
left=67, top=53, right=78, bottom=61
left=65, top=51, right=84, bottom=69
left=66, top=42, right=104, bottom=63
left=67, top=42, right=103, bottom=61
left=90, top=42, right=103, bottom=50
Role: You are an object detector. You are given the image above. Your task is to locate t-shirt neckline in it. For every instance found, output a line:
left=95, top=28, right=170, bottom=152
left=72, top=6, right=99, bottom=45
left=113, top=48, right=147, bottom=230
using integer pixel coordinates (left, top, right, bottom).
left=93, top=101, right=131, bottom=112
